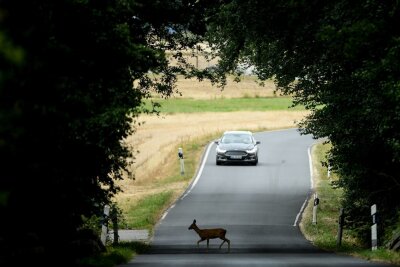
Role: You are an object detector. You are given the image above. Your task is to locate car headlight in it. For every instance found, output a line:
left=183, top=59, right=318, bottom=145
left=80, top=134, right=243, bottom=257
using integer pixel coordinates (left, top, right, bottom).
left=216, top=146, right=227, bottom=154
left=246, top=146, right=257, bottom=154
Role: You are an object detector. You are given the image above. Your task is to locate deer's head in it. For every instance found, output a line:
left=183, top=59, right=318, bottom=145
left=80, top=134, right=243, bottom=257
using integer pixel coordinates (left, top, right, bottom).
left=188, top=219, right=196, bottom=230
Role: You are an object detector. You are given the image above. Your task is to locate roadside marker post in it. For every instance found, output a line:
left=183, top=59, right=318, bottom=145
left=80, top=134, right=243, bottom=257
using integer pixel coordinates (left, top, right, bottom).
left=312, top=193, right=319, bottom=224
left=178, top=148, right=185, bottom=175
left=101, top=204, right=110, bottom=245
left=371, top=204, right=378, bottom=251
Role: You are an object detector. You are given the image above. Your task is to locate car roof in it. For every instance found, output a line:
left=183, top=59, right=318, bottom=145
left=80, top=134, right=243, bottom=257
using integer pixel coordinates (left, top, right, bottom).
left=223, top=130, right=253, bottom=135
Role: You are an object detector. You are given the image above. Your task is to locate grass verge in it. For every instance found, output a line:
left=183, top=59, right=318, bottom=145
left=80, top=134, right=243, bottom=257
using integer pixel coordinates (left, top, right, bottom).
left=124, top=191, right=174, bottom=230
left=300, top=142, right=400, bottom=266
left=77, top=241, right=150, bottom=267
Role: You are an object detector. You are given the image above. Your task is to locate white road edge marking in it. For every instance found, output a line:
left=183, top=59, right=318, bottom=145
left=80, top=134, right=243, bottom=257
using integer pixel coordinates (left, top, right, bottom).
left=161, top=204, right=175, bottom=221
left=180, top=141, right=213, bottom=200
left=293, top=145, right=314, bottom=226
left=160, top=141, right=213, bottom=221
left=308, top=146, right=314, bottom=189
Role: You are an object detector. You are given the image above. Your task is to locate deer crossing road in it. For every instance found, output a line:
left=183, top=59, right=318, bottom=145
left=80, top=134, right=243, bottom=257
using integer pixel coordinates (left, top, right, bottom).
left=119, top=128, right=391, bottom=267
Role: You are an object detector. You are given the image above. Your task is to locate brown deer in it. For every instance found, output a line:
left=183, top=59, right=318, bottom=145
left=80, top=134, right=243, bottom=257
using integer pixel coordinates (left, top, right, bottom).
left=188, top=219, right=230, bottom=252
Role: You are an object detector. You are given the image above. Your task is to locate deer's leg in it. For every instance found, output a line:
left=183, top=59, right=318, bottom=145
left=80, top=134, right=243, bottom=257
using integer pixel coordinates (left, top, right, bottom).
left=219, top=237, right=230, bottom=252
left=197, top=238, right=205, bottom=248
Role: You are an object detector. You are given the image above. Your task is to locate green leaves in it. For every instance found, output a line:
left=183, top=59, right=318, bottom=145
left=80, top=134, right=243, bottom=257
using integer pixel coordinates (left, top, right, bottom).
left=204, top=0, right=400, bottom=244
left=0, top=0, right=214, bottom=265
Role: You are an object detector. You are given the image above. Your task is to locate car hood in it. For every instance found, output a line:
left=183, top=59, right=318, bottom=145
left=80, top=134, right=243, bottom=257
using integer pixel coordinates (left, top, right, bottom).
left=218, top=143, right=255, bottom=150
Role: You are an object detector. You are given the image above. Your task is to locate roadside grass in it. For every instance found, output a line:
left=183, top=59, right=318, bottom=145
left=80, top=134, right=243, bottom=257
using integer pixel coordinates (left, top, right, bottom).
left=300, top=142, right=360, bottom=251
left=300, top=142, right=400, bottom=266
left=123, top=191, right=174, bottom=230
left=144, top=96, right=304, bottom=114
left=77, top=241, right=150, bottom=267
left=357, top=249, right=400, bottom=265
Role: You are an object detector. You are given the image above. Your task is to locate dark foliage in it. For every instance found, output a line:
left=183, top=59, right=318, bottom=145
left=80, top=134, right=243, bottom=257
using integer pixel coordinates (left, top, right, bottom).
left=0, top=0, right=211, bottom=265
left=203, top=0, right=400, bottom=243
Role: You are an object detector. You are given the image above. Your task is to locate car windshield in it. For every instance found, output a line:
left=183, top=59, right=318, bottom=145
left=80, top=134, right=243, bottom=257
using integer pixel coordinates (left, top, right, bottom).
left=221, top=133, right=252, bottom=144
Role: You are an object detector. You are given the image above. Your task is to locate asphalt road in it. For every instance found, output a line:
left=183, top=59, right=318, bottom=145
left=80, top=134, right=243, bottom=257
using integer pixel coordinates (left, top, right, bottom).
left=120, top=128, right=392, bottom=267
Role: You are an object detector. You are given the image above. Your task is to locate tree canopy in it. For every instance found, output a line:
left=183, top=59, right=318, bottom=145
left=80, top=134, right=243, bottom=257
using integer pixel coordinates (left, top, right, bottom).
left=1, top=0, right=399, bottom=265
left=0, top=0, right=212, bottom=265
left=203, top=0, right=400, bottom=242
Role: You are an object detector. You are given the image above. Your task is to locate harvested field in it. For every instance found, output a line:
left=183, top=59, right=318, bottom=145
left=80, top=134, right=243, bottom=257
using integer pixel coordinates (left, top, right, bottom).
left=171, top=76, right=278, bottom=99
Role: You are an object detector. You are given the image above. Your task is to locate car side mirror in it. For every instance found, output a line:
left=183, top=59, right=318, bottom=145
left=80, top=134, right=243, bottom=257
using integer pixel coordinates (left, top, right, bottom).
left=256, top=141, right=261, bottom=145
left=214, top=140, right=220, bottom=145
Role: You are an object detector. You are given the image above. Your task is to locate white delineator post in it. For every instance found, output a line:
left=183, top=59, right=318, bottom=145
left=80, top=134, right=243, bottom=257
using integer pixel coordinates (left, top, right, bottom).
left=178, top=147, right=185, bottom=175
left=371, top=204, right=378, bottom=251
left=312, top=193, right=319, bottom=224
left=101, top=204, right=110, bottom=245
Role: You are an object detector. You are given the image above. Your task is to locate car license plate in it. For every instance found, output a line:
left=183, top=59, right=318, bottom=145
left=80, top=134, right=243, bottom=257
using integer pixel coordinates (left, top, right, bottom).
left=230, top=155, right=242, bottom=159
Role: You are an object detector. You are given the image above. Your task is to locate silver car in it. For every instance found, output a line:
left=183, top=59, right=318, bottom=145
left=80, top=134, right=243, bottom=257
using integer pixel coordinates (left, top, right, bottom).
left=215, top=130, right=260, bottom=165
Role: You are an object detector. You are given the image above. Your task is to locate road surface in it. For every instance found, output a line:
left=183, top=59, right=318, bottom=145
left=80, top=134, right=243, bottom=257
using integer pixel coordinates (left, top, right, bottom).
left=120, top=128, right=391, bottom=267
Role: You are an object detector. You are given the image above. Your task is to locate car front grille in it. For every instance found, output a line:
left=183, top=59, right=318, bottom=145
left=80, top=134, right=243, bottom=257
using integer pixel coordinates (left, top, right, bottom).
left=226, top=151, right=247, bottom=156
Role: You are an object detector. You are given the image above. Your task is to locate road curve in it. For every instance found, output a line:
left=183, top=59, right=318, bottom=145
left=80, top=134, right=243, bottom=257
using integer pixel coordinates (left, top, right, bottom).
left=120, top=128, right=392, bottom=267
